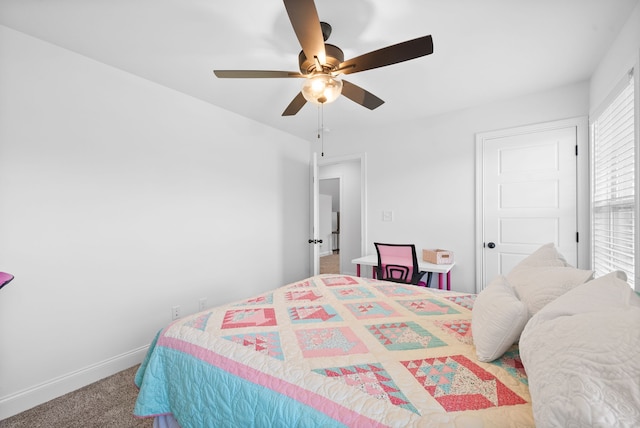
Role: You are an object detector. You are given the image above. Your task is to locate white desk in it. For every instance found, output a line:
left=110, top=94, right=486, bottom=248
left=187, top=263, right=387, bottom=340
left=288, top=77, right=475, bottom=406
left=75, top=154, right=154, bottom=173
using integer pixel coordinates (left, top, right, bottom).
left=351, top=254, right=455, bottom=290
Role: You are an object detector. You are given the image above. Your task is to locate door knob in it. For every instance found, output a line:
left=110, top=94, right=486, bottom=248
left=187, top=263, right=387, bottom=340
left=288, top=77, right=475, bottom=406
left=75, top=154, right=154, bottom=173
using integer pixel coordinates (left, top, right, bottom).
left=487, top=242, right=496, bottom=249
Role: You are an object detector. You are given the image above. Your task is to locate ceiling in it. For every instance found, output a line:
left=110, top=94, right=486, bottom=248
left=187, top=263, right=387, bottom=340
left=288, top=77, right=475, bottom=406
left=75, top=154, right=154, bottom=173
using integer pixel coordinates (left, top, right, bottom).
left=0, top=0, right=637, bottom=142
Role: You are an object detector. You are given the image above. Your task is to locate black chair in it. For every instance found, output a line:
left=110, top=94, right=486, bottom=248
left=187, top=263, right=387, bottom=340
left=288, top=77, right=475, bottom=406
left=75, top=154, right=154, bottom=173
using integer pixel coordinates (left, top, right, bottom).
left=374, top=243, right=431, bottom=286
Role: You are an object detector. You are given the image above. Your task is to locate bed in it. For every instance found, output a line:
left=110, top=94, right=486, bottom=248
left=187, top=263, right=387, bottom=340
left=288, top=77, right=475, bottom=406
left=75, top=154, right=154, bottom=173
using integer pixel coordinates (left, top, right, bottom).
left=134, top=274, right=534, bottom=427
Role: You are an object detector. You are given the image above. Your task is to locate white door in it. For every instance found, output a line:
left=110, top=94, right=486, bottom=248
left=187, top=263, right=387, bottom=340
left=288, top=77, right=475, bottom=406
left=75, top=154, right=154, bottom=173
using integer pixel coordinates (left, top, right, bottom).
left=318, top=194, right=333, bottom=256
left=476, top=119, right=583, bottom=291
left=309, top=152, right=320, bottom=276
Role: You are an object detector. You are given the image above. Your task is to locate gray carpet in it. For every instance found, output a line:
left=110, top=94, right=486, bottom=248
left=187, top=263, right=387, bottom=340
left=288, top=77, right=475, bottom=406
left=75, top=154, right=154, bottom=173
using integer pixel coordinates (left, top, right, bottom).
left=0, top=365, right=152, bottom=428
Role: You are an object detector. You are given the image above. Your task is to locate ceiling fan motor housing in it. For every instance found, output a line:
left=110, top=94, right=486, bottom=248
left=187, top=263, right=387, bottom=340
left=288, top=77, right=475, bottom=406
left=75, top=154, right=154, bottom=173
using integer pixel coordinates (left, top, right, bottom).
left=298, top=44, right=344, bottom=74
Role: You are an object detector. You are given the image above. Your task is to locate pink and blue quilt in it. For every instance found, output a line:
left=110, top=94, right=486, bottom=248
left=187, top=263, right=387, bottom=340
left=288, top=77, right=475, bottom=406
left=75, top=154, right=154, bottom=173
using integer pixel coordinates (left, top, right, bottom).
left=134, top=275, right=533, bottom=427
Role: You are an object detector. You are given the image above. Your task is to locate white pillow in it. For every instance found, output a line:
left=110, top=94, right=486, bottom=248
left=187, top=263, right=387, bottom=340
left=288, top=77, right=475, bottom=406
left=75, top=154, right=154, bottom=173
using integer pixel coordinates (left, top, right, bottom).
left=524, top=270, right=636, bottom=330
left=520, top=272, right=640, bottom=427
left=508, top=265, right=594, bottom=316
left=512, top=242, right=570, bottom=268
left=471, top=275, right=528, bottom=362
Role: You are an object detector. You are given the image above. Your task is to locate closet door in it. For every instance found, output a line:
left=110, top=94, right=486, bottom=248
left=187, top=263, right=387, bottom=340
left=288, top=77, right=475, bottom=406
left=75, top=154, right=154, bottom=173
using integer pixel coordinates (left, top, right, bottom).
left=476, top=118, right=586, bottom=291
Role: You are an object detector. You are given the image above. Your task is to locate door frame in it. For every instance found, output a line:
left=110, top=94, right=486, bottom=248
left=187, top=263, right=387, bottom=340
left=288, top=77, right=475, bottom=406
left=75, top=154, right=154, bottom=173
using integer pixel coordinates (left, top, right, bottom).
left=317, top=153, right=368, bottom=272
left=474, top=117, right=590, bottom=291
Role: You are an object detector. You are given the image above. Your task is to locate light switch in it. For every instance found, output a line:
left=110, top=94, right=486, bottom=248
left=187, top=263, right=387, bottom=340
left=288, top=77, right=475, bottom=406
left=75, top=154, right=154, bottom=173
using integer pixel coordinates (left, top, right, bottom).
left=382, top=211, right=393, bottom=222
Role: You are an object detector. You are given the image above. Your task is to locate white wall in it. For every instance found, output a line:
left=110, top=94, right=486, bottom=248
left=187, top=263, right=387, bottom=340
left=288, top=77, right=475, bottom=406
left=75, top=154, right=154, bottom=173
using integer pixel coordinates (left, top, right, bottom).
left=589, top=1, right=640, bottom=111
left=319, top=178, right=340, bottom=212
left=0, top=26, right=310, bottom=418
left=315, top=82, right=590, bottom=293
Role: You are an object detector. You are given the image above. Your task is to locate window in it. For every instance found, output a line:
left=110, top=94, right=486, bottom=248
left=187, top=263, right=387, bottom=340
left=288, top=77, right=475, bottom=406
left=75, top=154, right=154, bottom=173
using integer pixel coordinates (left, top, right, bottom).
left=590, top=68, right=635, bottom=288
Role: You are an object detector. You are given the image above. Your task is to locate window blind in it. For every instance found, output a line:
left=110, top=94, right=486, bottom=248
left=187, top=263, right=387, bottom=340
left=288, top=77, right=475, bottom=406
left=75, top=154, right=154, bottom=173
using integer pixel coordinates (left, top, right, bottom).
left=590, top=69, right=635, bottom=288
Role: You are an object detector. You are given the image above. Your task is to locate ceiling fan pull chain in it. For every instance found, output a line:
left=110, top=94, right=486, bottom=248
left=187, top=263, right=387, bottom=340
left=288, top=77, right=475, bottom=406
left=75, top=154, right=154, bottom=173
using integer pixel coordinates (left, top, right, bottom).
left=317, top=104, right=321, bottom=141
left=321, top=104, right=324, bottom=157
left=317, top=104, right=325, bottom=157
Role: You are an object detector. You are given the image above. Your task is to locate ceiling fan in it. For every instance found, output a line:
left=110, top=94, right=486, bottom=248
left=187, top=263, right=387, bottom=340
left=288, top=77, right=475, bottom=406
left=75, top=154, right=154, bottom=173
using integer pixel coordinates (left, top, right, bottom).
left=213, top=0, right=434, bottom=116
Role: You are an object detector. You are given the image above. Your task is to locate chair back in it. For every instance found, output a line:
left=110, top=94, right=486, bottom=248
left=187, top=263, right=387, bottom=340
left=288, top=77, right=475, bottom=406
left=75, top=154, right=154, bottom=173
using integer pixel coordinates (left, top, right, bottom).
left=0, top=272, right=14, bottom=290
left=374, top=243, right=421, bottom=284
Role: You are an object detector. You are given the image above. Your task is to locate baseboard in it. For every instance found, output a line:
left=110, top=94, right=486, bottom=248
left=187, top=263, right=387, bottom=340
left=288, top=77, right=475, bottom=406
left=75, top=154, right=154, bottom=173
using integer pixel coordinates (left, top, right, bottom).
left=0, top=345, right=149, bottom=420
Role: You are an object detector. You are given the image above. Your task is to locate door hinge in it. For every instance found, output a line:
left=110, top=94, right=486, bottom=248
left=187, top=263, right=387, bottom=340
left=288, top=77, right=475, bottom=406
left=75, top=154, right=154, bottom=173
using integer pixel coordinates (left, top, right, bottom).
left=576, top=232, right=579, bottom=243
left=575, top=145, right=578, bottom=156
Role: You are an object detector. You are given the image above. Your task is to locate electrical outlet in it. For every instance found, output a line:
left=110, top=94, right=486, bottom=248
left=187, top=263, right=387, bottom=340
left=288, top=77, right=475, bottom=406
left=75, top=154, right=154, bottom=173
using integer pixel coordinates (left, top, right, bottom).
left=171, top=305, right=181, bottom=320
left=198, top=298, right=207, bottom=311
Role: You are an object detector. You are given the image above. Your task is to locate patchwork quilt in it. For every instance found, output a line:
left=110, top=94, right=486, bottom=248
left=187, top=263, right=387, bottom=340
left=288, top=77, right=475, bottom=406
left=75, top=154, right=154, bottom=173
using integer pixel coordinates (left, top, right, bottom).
left=134, top=275, right=533, bottom=427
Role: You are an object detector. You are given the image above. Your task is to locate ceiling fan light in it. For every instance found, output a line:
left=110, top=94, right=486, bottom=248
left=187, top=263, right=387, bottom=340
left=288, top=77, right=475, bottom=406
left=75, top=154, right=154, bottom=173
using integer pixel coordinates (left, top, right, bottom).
left=301, top=74, right=342, bottom=105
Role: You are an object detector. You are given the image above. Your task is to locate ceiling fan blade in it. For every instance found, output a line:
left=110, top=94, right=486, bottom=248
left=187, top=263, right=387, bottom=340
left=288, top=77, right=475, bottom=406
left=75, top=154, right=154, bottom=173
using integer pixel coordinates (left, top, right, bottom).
left=283, top=0, right=326, bottom=65
left=282, top=92, right=307, bottom=116
left=214, top=70, right=304, bottom=78
left=338, top=35, right=433, bottom=75
left=341, top=80, right=384, bottom=110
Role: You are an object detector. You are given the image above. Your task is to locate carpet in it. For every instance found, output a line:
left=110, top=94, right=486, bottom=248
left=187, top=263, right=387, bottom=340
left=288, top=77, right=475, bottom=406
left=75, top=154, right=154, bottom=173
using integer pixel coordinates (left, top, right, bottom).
left=0, top=365, right=151, bottom=428
left=320, top=252, right=340, bottom=274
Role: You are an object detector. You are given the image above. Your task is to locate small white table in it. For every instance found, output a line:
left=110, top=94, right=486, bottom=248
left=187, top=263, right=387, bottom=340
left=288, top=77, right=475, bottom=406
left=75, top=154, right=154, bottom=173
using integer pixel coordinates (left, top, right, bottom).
left=351, top=254, right=455, bottom=290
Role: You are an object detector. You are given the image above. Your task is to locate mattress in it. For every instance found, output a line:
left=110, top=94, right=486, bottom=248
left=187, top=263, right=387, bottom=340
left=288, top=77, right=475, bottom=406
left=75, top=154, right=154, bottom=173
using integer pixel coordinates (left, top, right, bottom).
left=134, top=274, right=533, bottom=427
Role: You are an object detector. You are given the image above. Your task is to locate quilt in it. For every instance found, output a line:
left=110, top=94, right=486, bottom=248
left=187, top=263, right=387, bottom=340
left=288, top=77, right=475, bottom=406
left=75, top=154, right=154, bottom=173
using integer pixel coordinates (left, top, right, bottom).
left=134, top=275, right=533, bottom=427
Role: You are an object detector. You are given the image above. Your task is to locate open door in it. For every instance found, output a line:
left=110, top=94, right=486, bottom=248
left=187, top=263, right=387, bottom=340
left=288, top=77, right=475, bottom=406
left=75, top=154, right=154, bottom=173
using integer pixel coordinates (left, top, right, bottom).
left=309, top=152, right=320, bottom=276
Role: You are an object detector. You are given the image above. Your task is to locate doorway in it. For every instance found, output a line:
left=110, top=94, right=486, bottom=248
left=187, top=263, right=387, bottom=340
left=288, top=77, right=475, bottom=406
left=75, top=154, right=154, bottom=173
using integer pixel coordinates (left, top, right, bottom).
left=320, top=178, right=341, bottom=274
left=317, top=154, right=366, bottom=277
left=475, top=117, right=589, bottom=291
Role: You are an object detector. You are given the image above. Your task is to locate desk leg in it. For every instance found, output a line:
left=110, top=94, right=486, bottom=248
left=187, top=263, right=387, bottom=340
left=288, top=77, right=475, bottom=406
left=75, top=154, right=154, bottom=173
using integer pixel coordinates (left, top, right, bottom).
left=447, top=271, right=451, bottom=291
left=438, top=273, right=444, bottom=290
left=356, top=264, right=361, bottom=277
